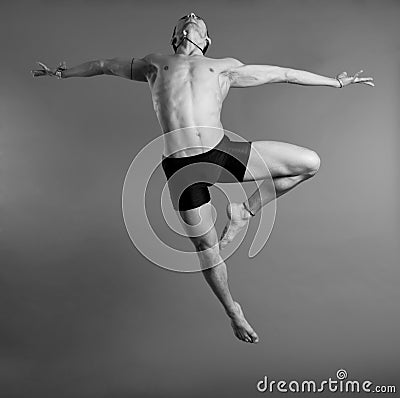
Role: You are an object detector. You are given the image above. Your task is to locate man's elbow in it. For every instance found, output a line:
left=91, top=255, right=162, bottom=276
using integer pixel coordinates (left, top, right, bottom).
left=97, top=59, right=110, bottom=75
left=285, top=68, right=299, bottom=84
left=266, top=67, right=292, bottom=84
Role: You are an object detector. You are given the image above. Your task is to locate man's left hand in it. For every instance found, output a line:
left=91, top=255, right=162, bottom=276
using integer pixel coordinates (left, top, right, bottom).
left=337, top=70, right=374, bottom=87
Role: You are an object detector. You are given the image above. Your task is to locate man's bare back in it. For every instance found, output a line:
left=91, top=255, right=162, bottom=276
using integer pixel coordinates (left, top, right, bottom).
left=31, top=12, right=373, bottom=344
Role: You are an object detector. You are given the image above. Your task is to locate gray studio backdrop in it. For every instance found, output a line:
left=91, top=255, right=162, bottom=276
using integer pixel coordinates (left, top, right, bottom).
left=1, top=1, right=399, bottom=397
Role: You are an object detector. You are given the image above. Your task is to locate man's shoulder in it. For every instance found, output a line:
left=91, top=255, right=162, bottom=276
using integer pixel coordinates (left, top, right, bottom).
left=207, top=57, right=244, bottom=68
left=142, top=52, right=169, bottom=62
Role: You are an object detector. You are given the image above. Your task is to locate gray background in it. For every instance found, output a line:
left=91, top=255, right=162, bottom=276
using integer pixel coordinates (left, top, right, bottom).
left=1, top=0, right=399, bottom=397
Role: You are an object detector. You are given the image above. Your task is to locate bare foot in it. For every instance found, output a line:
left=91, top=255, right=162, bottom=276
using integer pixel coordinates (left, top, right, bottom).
left=229, top=302, right=259, bottom=344
left=219, top=203, right=252, bottom=250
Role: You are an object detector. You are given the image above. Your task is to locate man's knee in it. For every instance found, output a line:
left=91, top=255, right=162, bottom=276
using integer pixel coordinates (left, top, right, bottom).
left=191, top=234, right=221, bottom=269
left=302, top=150, right=321, bottom=177
left=192, top=234, right=218, bottom=252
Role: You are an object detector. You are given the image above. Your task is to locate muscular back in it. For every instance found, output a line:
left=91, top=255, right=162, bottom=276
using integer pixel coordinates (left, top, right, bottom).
left=144, top=54, right=239, bottom=156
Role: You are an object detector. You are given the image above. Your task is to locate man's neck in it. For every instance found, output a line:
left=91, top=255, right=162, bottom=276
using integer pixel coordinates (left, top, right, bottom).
left=175, top=37, right=204, bottom=56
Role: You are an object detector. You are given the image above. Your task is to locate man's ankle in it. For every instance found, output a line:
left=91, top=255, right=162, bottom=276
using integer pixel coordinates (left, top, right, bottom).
left=225, top=302, right=240, bottom=318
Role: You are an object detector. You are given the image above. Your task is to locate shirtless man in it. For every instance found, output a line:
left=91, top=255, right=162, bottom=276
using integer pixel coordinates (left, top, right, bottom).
left=32, top=12, right=374, bottom=344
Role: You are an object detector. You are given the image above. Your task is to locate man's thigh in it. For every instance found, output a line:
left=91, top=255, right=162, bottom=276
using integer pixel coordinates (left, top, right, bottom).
left=243, top=140, right=318, bottom=181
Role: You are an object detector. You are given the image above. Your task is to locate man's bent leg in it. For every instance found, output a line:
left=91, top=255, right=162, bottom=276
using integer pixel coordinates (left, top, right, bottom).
left=220, top=140, right=321, bottom=249
left=179, top=202, right=259, bottom=343
left=244, top=140, right=321, bottom=212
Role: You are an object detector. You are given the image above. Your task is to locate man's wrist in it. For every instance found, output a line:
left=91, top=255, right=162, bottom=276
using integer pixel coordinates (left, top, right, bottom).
left=335, top=76, right=343, bottom=88
left=55, top=68, right=66, bottom=79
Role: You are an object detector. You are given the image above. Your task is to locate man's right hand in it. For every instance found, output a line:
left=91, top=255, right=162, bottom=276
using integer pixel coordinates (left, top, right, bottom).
left=31, top=61, right=66, bottom=78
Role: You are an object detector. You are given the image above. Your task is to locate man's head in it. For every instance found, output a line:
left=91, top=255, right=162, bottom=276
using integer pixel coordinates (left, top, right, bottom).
left=171, top=12, right=211, bottom=55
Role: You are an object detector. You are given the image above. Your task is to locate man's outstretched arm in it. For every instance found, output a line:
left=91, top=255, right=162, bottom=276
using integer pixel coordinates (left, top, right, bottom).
left=224, top=59, right=374, bottom=88
left=31, top=57, right=151, bottom=82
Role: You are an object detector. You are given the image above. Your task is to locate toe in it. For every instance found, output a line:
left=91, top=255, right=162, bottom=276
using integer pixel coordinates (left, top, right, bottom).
left=251, top=333, right=259, bottom=343
left=238, top=330, right=248, bottom=343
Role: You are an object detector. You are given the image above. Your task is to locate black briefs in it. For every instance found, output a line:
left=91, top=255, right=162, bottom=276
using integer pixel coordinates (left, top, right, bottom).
left=161, top=134, right=252, bottom=211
